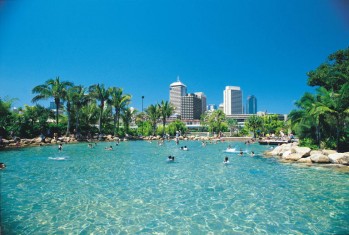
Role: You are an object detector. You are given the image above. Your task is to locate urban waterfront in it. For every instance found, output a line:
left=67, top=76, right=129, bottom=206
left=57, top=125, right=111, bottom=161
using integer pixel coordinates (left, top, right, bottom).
left=1, top=141, right=348, bottom=234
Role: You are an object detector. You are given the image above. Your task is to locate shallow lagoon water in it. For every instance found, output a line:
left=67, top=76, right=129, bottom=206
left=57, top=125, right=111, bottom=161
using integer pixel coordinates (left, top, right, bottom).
left=0, top=141, right=348, bottom=234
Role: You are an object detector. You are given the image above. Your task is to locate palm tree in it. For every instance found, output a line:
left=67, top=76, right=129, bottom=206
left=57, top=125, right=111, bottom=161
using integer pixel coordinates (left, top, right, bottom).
left=312, top=86, right=349, bottom=151
left=246, top=115, right=263, bottom=138
left=145, top=104, right=160, bottom=136
left=158, top=100, right=174, bottom=136
left=32, top=77, right=73, bottom=125
left=110, top=87, right=131, bottom=136
left=121, top=107, right=136, bottom=135
left=71, top=85, right=90, bottom=138
left=226, top=118, right=238, bottom=137
left=88, top=84, right=111, bottom=133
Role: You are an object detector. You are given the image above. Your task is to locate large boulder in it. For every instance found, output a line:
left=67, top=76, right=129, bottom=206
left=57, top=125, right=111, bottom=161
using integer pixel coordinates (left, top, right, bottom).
left=283, top=153, right=303, bottom=161
left=322, top=149, right=337, bottom=156
left=293, top=146, right=311, bottom=157
left=310, top=150, right=322, bottom=156
left=297, top=157, right=312, bottom=164
left=310, top=154, right=330, bottom=163
left=282, top=150, right=292, bottom=158
left=328, top=153, right=349, bottom=165
left=1, top=138, right=9, bottom=144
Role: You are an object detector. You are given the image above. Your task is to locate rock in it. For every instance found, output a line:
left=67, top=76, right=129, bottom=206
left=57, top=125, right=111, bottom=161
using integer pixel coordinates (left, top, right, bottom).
left=1, top=139, right=9, bottom=144
left=35, top=137, right=42, bottom=143
left=282, top=150, right=292, bottom=158
left=322, top=149, right=337, bottom=156
left=45, top=137, right=52, bottom=142
left=328, top=153, right=349, bottom=165
left=294, top=147, right=311, bottom=157
left=297, top=157, right=312, bottom=163
left=310, top=150, right=322, bottom=155
left=283, top=153, right=303, bottom=161
left=310, top=154, right=330, bottom=163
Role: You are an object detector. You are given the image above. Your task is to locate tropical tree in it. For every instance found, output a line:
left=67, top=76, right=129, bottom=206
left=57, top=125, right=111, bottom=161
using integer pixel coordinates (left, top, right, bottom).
left=110, top=87, right=131, bottom=136
left=32, top=77, right=73, bottom=125
left=312, top=86, right=349, bottom=150
left=290, top=47, right=349, bottom=151
left=121, top=107, right=136, bottom=136
left=167, top=120, right=187, bottom=136
left=201, top=110, right=226, bottom=135
left=226, top=118, right=238, bottom=137
left=80, top=102, right=99, bottom=133
left=145, top=104, right=160, bottom=136
left=246, top=115, right=263, bottom=138
left=88, top=84, right=111, bottom=133
left=63, top=86, right=77, bottom=136
left=158, top=100, right=174, bottom=136
left=71, top=85, right=90, bottom=138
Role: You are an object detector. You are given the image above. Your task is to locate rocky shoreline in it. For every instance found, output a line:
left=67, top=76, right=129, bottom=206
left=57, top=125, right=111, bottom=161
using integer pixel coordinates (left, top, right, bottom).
left=0, top=134, right=243, bottom=150
left=265, top=142, right=349, bottom=172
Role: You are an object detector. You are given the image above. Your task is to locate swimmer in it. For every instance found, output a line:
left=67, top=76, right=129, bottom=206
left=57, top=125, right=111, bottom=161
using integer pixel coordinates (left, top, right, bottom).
left=105, top=146, right=113, bottom=150
left=0, top=163, right=6, bottom=169
left=58, top=143, right=63, bottom=151
left=239, top=151, right=243, bottom=156
left=223, top=157, right=229, bottom=164
left=167, top=156, right=175, bottom=162
left=183, top=146, right=188, bottom=151
left=251, top=151, right=255, bottom=157
left=88, top=143, right=93, bottom=148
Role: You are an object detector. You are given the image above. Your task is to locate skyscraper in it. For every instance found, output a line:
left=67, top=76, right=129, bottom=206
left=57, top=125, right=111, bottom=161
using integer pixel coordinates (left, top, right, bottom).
left=246, top=95, right=257, bottom=114
left=169, top=77, right=187, bottom=116
left=223, top=86, right=243, bottom=115
left=181, top=93, right=202, bottom=120
left=194, top=92, right=207, bottom=113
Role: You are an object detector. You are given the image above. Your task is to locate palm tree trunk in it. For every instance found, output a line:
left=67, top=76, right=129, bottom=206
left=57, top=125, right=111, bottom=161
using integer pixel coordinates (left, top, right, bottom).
left=66, top=103, right=71, bottom=136
left=162, top=118, right=166, bottom=136
left=113, top=114, right=117, bottom=136
left=75, top=111, right=80, bottom=139
left=55, top=99, right=60, bottom=125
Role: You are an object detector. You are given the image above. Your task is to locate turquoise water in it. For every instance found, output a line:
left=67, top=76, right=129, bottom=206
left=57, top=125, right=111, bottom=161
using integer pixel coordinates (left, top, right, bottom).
left=0, top=141, right=348, bottom=234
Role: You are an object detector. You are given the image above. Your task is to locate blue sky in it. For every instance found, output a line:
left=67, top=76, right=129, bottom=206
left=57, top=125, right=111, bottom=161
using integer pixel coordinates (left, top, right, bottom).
left=0, top=0, right=348, bottom=114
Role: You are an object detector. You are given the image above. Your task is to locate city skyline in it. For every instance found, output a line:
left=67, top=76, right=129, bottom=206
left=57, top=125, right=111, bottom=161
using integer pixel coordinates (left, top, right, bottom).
left=1, top=1, right=348, bottom=114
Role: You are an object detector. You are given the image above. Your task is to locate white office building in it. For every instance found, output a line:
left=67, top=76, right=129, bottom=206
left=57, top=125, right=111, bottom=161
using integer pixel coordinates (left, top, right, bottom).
left=169, top=77, right=187, bottom=116
left=223, top=86, right=243, bottom=115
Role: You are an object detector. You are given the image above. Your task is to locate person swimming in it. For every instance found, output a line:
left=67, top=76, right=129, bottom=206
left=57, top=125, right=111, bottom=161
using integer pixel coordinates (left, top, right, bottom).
left=105, top=146, right=113, bottom=150
left=58, top=143, right=63, bottom=151
left=223, top=157, right=229, bottom=164
left=0, top=163, right=6, bottom=169
left=167, top=156, right=175, bottom=161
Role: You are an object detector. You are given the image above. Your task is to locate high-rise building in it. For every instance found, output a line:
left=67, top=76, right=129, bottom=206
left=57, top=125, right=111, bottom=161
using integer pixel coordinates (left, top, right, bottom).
left=207, top=104, right=217, bottom=112
left=223, top=86, right=243, bottom=115
left=181, top=93, right=202, bottom=120
left=169, top=77, right=187, bottom=116
left=194, top=92, right=207, bottom=113
left=246, top=95, right=257, bottom=114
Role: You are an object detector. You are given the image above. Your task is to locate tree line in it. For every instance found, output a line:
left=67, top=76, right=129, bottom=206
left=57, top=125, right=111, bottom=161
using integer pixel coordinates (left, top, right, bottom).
left=0, top=48, right=347, bottom=151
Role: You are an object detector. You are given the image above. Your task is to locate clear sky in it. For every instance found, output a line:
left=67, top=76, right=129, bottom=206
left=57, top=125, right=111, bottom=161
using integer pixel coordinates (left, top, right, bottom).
left=0, top=0, right=348, bottom=114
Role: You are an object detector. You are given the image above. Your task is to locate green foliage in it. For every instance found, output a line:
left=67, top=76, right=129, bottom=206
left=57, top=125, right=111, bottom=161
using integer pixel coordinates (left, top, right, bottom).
left=201, top=110, right=226, bottom=134
left=245, top=115, right=263, bottom=138
left=299, top=138, right=319, bottom=150
left=145, top=104, right=161, bottom=136
left=291, top=47, right=349, bottom=151
left=167, top=120, right=187, bottom=136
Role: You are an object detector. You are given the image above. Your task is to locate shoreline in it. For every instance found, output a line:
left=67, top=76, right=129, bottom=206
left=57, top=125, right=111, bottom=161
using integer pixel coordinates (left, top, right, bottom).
left=0, top=135, right=254, bottom=151
left=264, top=142, right=349, bottom=173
